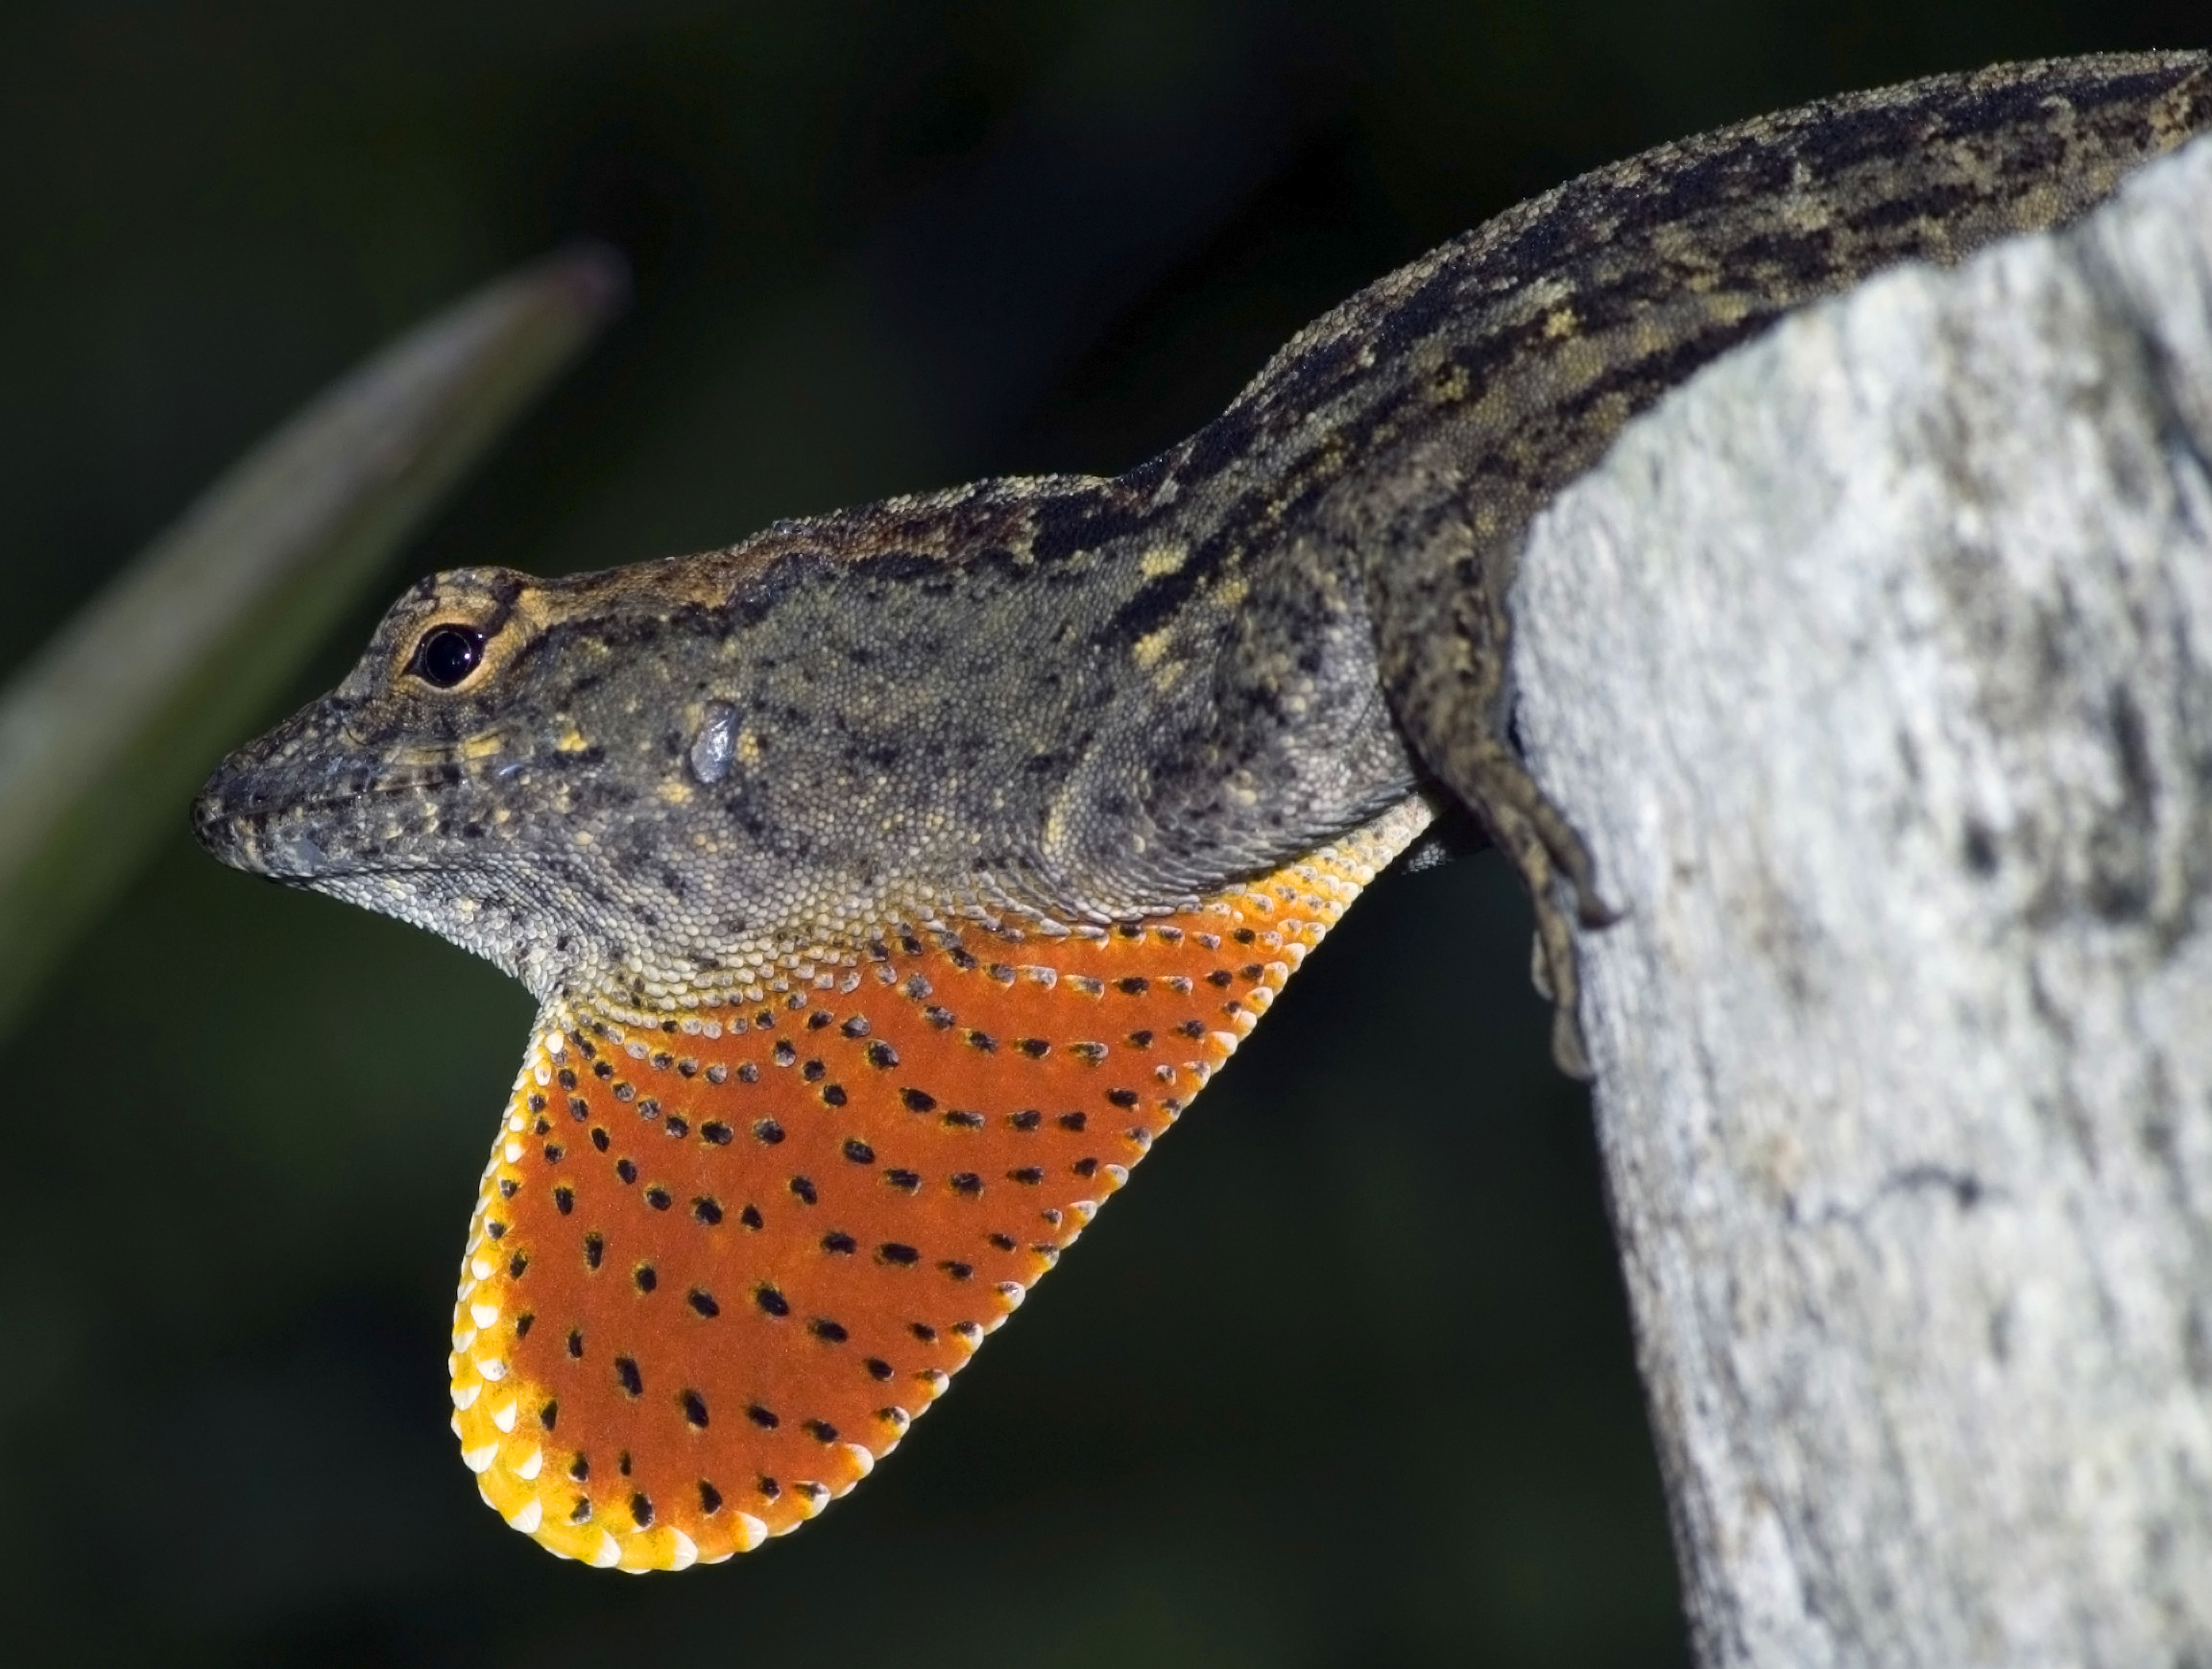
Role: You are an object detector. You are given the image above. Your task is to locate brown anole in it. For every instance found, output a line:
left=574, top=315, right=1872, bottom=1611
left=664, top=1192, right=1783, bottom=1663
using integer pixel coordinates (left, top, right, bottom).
left=196, top=52, right=2211, bottom=1569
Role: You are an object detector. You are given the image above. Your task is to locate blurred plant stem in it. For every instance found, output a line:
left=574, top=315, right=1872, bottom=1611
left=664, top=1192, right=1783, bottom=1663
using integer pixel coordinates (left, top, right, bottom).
left=0, top=243, right=628, bottom=1036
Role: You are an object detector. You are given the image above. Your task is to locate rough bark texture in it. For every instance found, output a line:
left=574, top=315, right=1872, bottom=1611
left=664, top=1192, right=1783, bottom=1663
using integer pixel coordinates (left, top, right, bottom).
left=1510, top=136, right=2212, bottom=1666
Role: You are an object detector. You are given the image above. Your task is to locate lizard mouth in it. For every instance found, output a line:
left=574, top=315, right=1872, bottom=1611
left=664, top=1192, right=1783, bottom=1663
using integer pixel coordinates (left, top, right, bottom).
left=191, top=786, right=350, bottom=882
left=193, top=725, right=472, bottom=883
left=191, top=783, right=470, bottom=883
left=192, top=771, right=483, bottom=881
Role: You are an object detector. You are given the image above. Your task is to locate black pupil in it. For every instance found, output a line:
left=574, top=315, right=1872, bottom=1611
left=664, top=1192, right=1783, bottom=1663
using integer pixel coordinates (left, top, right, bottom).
left=416, top=625, right=485, bottom=689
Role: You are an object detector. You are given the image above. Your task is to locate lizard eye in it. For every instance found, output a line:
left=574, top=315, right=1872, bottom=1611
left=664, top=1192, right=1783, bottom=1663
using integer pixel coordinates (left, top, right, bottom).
left=411, top=624, right=489, bottom=689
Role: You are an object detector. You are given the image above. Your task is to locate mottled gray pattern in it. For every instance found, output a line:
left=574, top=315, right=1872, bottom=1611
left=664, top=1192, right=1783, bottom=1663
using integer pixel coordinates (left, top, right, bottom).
left=196, top=53, right=2211, bottom=1056
left=193, top=488, right=1420, bottom=1015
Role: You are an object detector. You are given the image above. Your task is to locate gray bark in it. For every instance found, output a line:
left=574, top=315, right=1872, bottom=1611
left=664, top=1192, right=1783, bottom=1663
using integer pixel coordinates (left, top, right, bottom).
left=1510, top=137, right=2212, bottom=1666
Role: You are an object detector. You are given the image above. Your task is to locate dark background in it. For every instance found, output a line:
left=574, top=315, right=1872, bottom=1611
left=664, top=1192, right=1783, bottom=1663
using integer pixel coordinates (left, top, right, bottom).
left=0, top=3, right=2197, bottom=1664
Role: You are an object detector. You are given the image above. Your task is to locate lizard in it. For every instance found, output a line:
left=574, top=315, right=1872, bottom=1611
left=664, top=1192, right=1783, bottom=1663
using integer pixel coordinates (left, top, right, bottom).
left=194, top=51, right=2212, bottom=1571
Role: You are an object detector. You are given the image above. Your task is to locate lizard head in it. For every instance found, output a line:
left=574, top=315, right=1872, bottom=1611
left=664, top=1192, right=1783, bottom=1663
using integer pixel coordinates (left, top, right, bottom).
left=193, top=562, right=617, bottom=996
left=198, top=539, right=1027, bottom=1010
left=202, top=544, right=950, bottom=1009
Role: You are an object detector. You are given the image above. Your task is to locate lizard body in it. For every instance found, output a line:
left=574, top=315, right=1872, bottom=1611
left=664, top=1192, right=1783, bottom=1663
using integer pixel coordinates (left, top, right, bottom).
left=196, top=51, right=2211, bottom=1569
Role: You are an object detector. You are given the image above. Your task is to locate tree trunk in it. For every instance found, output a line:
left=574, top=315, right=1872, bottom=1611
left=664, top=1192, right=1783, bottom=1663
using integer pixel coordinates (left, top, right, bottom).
left=1510, top=136, right=2212, bottom=1666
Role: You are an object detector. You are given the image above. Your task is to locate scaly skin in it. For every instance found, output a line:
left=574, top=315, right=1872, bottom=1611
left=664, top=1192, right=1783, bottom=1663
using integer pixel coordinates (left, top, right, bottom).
left=195, top=52, right=2212, bottom=1567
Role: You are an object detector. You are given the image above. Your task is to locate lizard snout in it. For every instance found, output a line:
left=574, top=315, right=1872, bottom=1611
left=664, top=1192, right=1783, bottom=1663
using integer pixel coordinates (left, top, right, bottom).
left=191, top=696, right=377, bottom=881
left=191, top=763, right=308, bottom=879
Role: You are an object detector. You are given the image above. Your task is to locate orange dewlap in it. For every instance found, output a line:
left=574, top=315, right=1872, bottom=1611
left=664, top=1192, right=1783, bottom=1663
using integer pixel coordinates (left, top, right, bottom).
left=450, top=802, right=1428, bottom=1569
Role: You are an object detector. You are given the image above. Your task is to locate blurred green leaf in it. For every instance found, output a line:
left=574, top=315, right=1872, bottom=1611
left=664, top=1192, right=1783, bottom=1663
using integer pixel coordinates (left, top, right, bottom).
left=0, top=243, right=627, bottom=1035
